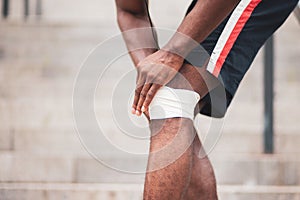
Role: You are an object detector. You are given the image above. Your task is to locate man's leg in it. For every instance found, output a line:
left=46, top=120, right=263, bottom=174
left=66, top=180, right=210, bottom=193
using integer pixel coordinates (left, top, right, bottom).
left=143, top=118, right=195, bottom=199
left=143, top=0, right=300, bottom=198
left=185, top=133, right=218, bottom=199
left=143, top=63, right=219, bottom=200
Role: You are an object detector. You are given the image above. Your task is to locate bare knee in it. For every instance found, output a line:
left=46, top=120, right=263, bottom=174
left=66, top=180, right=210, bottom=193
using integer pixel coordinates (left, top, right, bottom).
left=147, top=118, right=196, bottom=171
left=149, top=118, right=194, bottom=147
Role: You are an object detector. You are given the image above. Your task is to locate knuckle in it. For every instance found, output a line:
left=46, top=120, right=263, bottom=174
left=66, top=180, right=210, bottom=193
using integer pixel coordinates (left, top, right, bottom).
left=135, top=88, right=141, bottom=94
left=154, top=76, right=162, bottom=83
left=140, top=92, right=146, bottom=98
left=140, top=69, right=147, bottom=75
left=146, top=92, right=154, bottom=98
left=148, top=73, right=156, bottom=80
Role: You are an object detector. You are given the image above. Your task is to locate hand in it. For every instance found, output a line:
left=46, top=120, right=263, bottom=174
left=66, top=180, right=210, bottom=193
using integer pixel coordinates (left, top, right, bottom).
left=132, top=50, right=184, bottom=116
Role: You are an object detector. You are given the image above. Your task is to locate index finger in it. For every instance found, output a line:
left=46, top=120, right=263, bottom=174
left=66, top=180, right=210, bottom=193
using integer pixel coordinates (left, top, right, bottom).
left=132, top=73, right=146, bottom=114
left=142, top=84, right=161, bottom=112
left=136, top=83, right=152, bottom=116
left=132, top=86, right=142, bottom=114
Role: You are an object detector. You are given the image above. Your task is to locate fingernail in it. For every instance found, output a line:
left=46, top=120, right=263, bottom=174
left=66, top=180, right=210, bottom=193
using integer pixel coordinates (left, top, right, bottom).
left=136, top=110, right=141, bottom=116
left=131, top=108, right=135, bottom=114
left=141, top=106, right=146, bottom=112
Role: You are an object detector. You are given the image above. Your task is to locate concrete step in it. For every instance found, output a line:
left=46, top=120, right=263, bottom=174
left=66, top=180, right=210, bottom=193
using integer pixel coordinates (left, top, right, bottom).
left=210, top=153, right=300, bottom=186
left=73, top=154, right=300, bottom=186
left=1, top=183, right=300, bottom=200
left=1, top=125, right=299, bottom=155
left=0, top=152, right=299, bottom=185
left=0, top=153, right=74, bottom=183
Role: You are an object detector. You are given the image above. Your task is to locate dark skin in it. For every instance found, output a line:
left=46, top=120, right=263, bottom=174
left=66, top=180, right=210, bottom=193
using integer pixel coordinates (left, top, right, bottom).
left=116, top=0, right=239, bottom=115
left=116, top=0, right=240, bottom=199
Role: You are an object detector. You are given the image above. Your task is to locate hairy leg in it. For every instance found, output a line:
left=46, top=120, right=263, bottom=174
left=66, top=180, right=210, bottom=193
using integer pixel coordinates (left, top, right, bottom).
left=143, top=64, right=219, bottom=200
left=185, top=133, right=218, bottom=200
left=143, top=118, right=195, bottom=199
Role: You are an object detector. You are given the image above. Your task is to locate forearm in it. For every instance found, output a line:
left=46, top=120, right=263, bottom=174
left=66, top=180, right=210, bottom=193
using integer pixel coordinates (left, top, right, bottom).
left=117, top=9, right=158, bottom=66
left=164, top=0, right=240, bottom=57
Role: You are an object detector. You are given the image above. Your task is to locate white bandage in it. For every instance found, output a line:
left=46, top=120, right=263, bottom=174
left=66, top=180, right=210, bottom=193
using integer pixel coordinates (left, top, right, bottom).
left=149, top=86, right=200, bottom=121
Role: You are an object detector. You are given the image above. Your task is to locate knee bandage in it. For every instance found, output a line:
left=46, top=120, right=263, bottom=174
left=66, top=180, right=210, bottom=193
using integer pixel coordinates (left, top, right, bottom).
left=149, top=86, right=200, bottom=121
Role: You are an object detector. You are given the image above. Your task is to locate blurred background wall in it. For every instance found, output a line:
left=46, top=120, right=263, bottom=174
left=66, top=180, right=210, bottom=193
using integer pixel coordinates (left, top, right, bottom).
left=0, top=0, right=300, bottom=199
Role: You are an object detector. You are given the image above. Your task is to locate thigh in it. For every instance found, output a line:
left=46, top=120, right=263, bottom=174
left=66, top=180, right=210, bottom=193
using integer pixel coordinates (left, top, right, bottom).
left=216, top=0, right=298, bottom=97
left=185, top=0, right=298, bottom=117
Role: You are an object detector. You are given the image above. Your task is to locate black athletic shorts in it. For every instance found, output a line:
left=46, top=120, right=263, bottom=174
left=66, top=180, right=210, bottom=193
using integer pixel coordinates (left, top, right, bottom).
left=185, top=0, right=298, bottom=118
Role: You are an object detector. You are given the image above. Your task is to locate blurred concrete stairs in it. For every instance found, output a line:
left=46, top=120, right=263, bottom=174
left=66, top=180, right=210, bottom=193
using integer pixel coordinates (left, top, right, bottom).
left=0, top=1, right=300, bottom=199
left=1, top=183, right=300, bottom=200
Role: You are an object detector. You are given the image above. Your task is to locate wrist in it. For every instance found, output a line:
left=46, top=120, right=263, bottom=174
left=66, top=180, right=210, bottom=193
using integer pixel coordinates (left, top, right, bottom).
left=162, top=43, right=186, bottom=58
left=158, top=49, right=185, bottom=63
left=162, top=32, right=199, bottom=58
left=132, top=48, right=158, bottom=66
